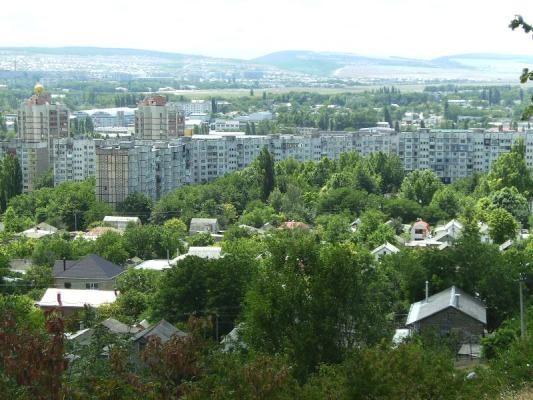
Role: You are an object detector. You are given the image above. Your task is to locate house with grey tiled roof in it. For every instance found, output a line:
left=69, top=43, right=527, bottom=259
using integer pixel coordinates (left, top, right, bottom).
left=189, top=218, right=219, bottom=234
left=406, top=286, right=486, bottom=343
left=132, top=319, right=187, bottom=353
left=53, top=254, right=124, bottom=290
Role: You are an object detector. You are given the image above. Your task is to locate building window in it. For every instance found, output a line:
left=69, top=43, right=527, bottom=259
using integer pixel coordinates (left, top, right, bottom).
left=86, top=282, right=99, bottom=289
left=64, top=282, right=71, bottom=288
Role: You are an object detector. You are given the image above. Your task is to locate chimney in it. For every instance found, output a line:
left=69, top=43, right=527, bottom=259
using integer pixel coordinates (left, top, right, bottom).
left=57, top=292, right=62, bottom=306
left=455, top=294, right=461, bottom=308
left=425, top=281, right=429, bottom=302
left=63, top=258, right=67, bottom=271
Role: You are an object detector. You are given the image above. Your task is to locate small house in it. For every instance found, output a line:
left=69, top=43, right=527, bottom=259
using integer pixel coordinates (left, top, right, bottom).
left=53, top=254, right=124, bottom=290
left=406, top=286, right=486, bottom=342
left=132, top=319, right=187, bottom=353
left=103, top=216, right=141, bottom=232
left=350, top=218, right=362, bottom=232
left=82, top=226, right=121, bottom=241
left=371, top=242, right=400, bottom=260
left=189, top=218, right=219, bottom=234
left=20, top=222, right=58, bottom=239
left=37, top=288, right=119, bottom=316
left=410, top=219, right=430, bottom=241
left=433, top=219, right=463, bottom=244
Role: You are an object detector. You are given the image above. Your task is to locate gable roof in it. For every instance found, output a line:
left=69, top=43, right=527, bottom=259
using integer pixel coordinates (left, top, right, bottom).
left=434, top=219, right=463, bottom=234
left=371, top=242, right=400, bottom=256
left=101, top=318, right=140, bottom=334
left=172, top=246, right=222, bottom=264
left=190, top=218, right=218, bottom=224
left=37, top=288, right=119, bottom=308
left=21, top=222, right=58, bottom=239
left=53, top=254, right=124, bottom=280
left=135, top=259, right=172, bottom=271
left=411, top=220, right=430, bottom=231
left=132, top=319, right=187, bottom=344
left=406, top=286, right=486, bottom=326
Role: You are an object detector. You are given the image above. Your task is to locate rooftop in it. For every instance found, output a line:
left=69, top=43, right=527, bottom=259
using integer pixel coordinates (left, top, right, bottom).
left=406, top=286, right=486, bottom=326
left=53, top=254, right=124, bottom=280
left=37, top=288, right=119, bottom=309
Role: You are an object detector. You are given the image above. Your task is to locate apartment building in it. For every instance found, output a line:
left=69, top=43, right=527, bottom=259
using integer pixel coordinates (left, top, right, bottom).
left=174, top=100, right=212, bottom=116
left=17, top=84, right=69, bottom=142
left=134, top=96, right=185, bottom=140
left=95, top=142, right=156, bottom=208
left=398, top=129, right=532, bottom=183
left=4, top=120, right=525, bottom=207
left=16, top=140, right=50, bottom=192
left=52, top=138, right=96, bottom=185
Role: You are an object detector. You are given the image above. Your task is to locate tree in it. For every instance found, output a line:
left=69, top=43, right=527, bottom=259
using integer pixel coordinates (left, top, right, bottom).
left=487, top=139, right=532, bottom=196
left=489, top=186, right=530, bottom=226
left=33, top=168, right=54, bottom=189
left=117, top=192, right=153, bottom=223
left=383, top=107, right=392, bottom=127
left=0, top=113, right=7, bottom=134
left=487, top=208, right=519, bottom=244
left=0, top=154, right=22, bottom=212
left=93, top=231, right=129, bottom=265
left=430, top=186, right=462, bottom=219
left=244, top=230, right=391, bottom=380
left=256, top=147, right=275, bottom=202
left=394, top=120, right=400, bottom=132
left=509, top=15, right=533, bottom=118
left=400, top=169, right=443, bottom=206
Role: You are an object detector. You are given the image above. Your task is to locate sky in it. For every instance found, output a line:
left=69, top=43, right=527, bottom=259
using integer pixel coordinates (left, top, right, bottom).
left=1, top=0, right=532, bottom=60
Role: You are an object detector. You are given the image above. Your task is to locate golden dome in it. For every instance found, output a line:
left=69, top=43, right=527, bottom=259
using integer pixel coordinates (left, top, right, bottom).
left=34, top=82, right=44, bottom=95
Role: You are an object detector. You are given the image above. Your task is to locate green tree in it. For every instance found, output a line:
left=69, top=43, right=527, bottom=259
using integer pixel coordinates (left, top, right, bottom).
left=383, top=106, right=392, bottom=127
left=430, top=186, right=462, bottom=218
left=92, top=231, right=129, bottom=265
left=509, top=15, right=533, bottom=118
left=489, top=186, right=530, bottom=226
left=487, top=207, right=519, bottom=244
left=116, top=192, right=153, bottom=223
left=0, top=154, right=22, bottom=212
left=256, top=147, right=275, bottom=202
left=400, top=169, right=443, bottom=206
left=244, top=230, right=390, bottom=380
left=487, top=139, right=532, bottom=196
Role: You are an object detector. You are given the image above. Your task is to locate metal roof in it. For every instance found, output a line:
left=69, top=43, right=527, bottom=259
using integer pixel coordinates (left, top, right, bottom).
left=53, top=254, right=124, bottom=280
left=103, top=216, right=141, bottom=223
left=132, top=319, right=187, bottom=344
left=371, top=242, right=400, bottom=255
left=135, top=259, right=171, bottom=271
left=171, top=246, right=222, bottom=264
left=406, top=286, right=486, bottom=326
left=37, top=288, right=118, bottom=308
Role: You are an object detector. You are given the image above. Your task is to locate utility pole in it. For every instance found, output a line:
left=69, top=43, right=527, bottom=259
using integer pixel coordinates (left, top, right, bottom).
left=519, top=272, right=527, bottom=338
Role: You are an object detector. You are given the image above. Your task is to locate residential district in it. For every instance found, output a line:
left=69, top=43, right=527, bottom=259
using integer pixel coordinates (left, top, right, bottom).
left=2, top=84, right=533, bottom=208
left=0, top=83, right=532, bottom=399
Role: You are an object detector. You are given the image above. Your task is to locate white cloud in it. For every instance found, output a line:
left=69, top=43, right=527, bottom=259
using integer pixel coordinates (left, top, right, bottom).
left=1, top=0, right=532, bottom=59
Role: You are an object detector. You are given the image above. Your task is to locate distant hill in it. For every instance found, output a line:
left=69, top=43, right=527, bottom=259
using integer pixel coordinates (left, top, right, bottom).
left=0, top=46, right=241, bottom=62
left=0, top=46, right=530, bottom=82
left=252, top=50, right=472, bottom=75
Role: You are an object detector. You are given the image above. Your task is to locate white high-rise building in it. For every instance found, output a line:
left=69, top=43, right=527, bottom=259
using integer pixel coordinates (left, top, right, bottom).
left=52, top=138, right=96, bottom=185
left=134, top=96, right=185, bottom=140
left=17, top=84, right=69, bottom=142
